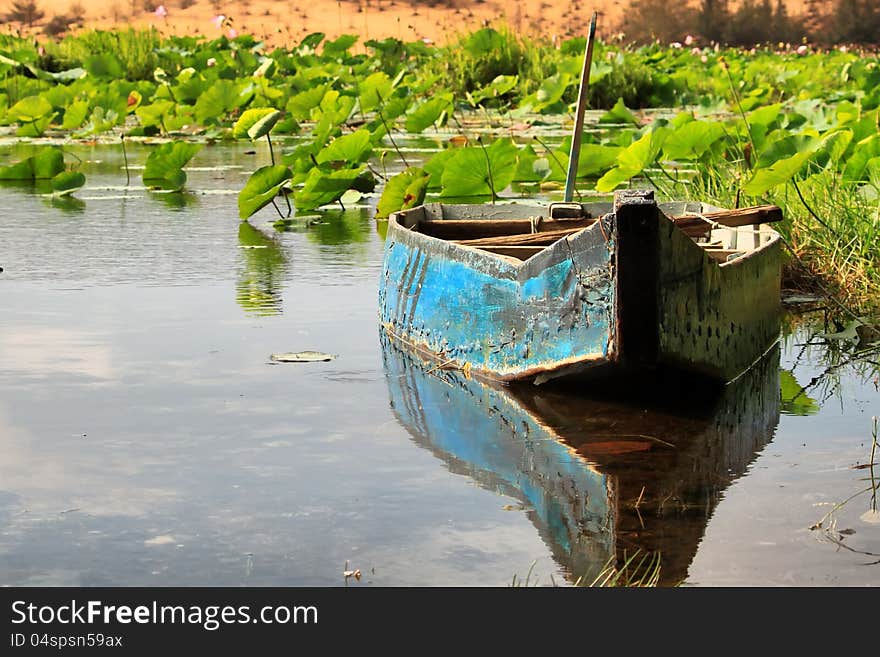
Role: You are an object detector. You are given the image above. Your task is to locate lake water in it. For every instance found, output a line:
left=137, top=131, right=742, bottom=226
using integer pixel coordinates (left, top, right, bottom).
left=1, top=141, right=877, bottom=586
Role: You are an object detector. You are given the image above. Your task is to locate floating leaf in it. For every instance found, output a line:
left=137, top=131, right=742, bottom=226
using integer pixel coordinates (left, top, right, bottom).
left=233, top=108, right=282, bottom=141
left=238, top=164, right=293, bottom=219
left=270, top=351, right=336, bottom=362
left=376, top=167, right=430, bottom=219
left=51, top=171, right=86, bottom=196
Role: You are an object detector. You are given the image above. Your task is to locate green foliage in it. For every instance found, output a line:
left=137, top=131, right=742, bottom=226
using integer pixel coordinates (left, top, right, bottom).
left=142, top=141, right=202, bottom=191
left=233, top=108, right=282, bottom=141
left=376, top=167, right=430, bottom=219
left=50, top=171, right=86, bottom=196
left=0, top=147, right=65, bottom=180
left=238, top=165, right=293, bottom=219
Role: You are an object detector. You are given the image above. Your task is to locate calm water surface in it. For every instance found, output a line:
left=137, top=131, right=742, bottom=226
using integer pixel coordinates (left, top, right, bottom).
left=1, top=142, right=877, bottom=586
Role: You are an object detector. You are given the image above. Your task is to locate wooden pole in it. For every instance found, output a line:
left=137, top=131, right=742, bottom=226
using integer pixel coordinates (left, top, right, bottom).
left=564, top=12, right=598, bottom=203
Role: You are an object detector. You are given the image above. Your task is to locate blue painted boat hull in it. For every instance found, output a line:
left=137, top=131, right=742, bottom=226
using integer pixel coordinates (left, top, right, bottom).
left=379, top=190, right=781, bottom=384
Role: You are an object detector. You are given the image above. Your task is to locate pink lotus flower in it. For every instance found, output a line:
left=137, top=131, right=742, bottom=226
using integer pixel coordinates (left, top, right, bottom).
left=227, top=28, right=238, bottom=39
left=206, top=57, right=217, bottom=67
left=155, top=5, right=167, bottom=18
left=701, top=55, right=708, bottom=63
left=796, top=45, right=808, bottom=55
left=213, top=14, right=226, bottom=28
left=671, top=41, right=682, bottom=49
left=684, top=35, right=694, bottom=46
left=691, top=47, right=701, bottom=55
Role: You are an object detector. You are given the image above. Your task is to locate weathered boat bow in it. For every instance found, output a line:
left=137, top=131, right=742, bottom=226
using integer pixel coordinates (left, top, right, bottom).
left=379, top=189, right=781, bottom=385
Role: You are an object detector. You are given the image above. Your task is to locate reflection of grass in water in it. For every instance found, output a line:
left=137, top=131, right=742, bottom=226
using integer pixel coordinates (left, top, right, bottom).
left=511, top=550, right=664, bottom=587
left=236, top=222, right=288, bottom=317
left=780, top=313, right=880, bottom=410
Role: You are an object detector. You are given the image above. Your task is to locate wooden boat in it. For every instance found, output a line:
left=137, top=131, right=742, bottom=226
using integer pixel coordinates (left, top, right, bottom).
left=379, top=189, right=782, bottom=385
left=381, top=335, right=780, bottom=584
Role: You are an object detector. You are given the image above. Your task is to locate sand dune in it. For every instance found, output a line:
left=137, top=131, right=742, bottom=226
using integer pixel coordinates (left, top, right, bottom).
left=4, top=0, right=624, bottom=46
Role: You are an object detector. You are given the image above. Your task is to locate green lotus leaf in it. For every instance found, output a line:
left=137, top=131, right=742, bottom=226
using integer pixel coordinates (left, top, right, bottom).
left=233, top=108, right=283, bottom=141
left=51, top=171, right=86, bottom=196
left=238, top=164, right=293, bottom=219
left=143, top=141, right=202, bottom=191
left=85, top=54, right=124, bottom=79
left=7, top=95, right=52, bottom=123
left=595, top=128, right=668, bottom=192
left=323, top=34, right=358, bottom=56
left=194, top=79, right=245, bottom=124
left=440, top=138, right=518, bottom=198
left=743, top=150, right=814, bottom=196
left=0, top=147, right=65, bottom=180
left=358, top=72, right=393, bottom=113
left=599, top=97, right=639, bottom=125
left=62, top=100, right=90, bottom=130
left=405, top=94, right=453, bottom=133
left=842, top=134, right=880, bottom=183
left=316, top=129, right=373, bottom=165
left=286, top=85, right=329, bottom=122
left=136, top=100, right=176, bottom=128
left=469, top=75, right=518, bottom=106
left=376, top=167, right=430, bottom=219
left=662, top=121, right=725, bottom=161
left=295, top=167, right=367, bottom=211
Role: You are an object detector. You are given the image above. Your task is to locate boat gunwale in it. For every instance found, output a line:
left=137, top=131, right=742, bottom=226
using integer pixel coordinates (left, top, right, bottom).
left=388, top=201, right=782, bottom=270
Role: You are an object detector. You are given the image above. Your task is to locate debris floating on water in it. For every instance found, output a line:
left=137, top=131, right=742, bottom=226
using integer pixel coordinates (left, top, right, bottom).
left=270, top=351, right=337, bottom=363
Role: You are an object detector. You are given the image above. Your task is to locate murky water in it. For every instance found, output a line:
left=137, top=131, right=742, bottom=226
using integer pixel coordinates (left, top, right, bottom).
left=1, top=142, right=877, bottom=586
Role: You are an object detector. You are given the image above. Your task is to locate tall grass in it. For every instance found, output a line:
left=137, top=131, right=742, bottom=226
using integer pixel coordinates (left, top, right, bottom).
left=43, top=28, right=162, bottom=80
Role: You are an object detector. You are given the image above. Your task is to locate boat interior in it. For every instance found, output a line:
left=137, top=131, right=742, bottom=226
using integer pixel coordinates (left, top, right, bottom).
left=395, top=201, right=782, bottom=266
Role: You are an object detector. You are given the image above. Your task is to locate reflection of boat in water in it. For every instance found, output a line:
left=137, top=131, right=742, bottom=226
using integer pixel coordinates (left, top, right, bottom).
left=381, top=336, right=781, bottom=585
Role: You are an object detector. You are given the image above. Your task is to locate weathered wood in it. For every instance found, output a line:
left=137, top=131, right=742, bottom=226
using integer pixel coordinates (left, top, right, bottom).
left=419, top=217, right=593, bottom=239
left=419, top=205, right=781, bottom=242
left=472, top=246, right=546, bottom=260
left=674, top=205, right=782, bottom=237
left=455, top=227, right=584, bottom=247
left=705, top=249, right=746, bottom=262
